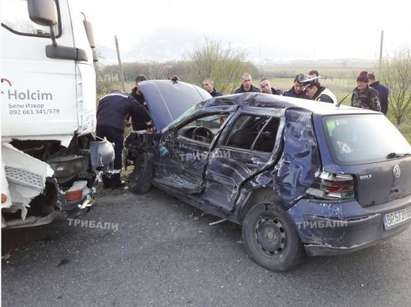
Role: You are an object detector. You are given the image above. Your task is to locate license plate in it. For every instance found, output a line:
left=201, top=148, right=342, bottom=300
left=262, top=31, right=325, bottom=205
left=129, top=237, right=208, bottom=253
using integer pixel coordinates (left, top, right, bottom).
left=384, top=207, right=411, bottom=230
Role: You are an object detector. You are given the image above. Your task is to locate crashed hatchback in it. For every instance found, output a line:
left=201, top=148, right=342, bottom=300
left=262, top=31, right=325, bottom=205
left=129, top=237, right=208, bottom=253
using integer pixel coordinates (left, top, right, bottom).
left=126, top=80, right=411, bottom=271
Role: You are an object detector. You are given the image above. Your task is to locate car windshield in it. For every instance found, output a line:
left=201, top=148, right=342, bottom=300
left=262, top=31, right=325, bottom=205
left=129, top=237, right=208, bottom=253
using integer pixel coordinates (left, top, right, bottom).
left=164, top=104, right=201, bottom=130
left=324, top=114, right=411, bottom=164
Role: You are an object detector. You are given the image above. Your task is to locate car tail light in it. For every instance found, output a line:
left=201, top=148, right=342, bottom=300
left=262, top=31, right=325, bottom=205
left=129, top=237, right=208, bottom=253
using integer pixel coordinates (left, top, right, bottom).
left=306, top=171, right=355, bottom=200
left=65, top=190, right=83, bottom=202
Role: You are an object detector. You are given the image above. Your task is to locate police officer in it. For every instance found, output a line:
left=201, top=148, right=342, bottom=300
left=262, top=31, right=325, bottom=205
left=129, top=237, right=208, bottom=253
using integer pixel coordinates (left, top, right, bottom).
left=351, top=71, right=381, bottom=112
left=96, top=91, right=152, bottom=188
left=131, top=75, right=147, bottom=106
left=303, top=76, right=337, bottom=104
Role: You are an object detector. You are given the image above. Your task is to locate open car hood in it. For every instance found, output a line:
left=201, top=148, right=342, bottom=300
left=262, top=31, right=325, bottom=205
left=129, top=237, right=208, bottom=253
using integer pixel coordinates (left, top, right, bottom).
left=139, top=80, right=211, bottom=131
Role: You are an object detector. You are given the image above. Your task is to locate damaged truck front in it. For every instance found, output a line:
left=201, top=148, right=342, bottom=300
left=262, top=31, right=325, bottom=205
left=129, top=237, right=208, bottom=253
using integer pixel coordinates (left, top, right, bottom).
left=1, top=0, right=114, bottom=229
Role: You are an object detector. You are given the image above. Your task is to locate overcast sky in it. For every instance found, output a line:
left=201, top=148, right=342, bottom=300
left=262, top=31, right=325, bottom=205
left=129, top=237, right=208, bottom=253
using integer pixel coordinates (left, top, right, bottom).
left=72, top=0, right=411, bottom=62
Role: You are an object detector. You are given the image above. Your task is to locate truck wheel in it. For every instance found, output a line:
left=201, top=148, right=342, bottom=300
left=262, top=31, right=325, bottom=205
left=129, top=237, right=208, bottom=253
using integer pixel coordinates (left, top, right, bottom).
left=128, top=152, right=153, bottom=194
left=242, top=203, right=304, bottom=272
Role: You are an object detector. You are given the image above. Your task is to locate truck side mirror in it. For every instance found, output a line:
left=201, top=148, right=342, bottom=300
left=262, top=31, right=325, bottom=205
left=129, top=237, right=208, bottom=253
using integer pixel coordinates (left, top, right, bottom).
left=28, top=0, right=58, bottom=46
left=27, top=0, right=58, bottom=26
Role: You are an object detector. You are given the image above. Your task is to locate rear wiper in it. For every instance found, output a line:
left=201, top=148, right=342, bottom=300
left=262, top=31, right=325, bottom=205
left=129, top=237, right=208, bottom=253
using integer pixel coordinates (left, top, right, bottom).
left=387, top=152, right=411, bottom=159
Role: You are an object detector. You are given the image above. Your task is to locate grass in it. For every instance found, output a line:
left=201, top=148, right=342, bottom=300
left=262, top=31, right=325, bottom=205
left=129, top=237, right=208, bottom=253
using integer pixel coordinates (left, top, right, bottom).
left=399, top=122, right=411, bottom=143
left=96, top=77, right=411, bottom=143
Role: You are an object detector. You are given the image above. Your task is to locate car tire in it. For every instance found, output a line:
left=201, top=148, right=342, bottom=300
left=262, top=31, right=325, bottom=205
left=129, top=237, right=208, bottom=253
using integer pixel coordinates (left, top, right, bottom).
left=242, top=203, right=304, bottom=272
left=128, top=152, right=153, bottom=194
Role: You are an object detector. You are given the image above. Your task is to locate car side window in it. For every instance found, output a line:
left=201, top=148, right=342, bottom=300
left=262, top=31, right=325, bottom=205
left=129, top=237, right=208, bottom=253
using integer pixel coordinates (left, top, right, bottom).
left=225, top=114, right=280, bottom=153
left=1, top=0, right=61, bottom=37
left=177, top=113, right=229, bottom=144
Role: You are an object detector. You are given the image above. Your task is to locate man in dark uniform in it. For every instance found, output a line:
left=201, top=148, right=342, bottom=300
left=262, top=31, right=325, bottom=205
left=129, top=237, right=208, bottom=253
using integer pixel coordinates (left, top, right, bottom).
left=368, top=72, right=389, bottom=115
left=234, top=73, right=260, bottom=93
left=283, top=74, right=307, bottom=98
left=96, top=91, right=152, bottom=188
left=351, top=71, right=381, bottom=112
left=131, top=75, right=147, bottom=106
left=202, top=78, right=223, bottom=97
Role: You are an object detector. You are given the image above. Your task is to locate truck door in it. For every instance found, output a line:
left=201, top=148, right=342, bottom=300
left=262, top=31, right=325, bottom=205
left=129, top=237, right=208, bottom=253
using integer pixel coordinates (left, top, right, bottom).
left=0, top=0, right=78, bottom=141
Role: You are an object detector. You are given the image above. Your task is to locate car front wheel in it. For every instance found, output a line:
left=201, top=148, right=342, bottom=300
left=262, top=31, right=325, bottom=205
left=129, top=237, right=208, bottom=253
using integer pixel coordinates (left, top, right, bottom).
left=242, top=203, right=304, bottom=272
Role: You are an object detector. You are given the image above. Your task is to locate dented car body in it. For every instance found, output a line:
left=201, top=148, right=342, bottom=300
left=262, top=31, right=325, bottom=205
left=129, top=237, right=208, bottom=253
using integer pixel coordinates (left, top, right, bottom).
left=127, top=80, right=411, bottom=271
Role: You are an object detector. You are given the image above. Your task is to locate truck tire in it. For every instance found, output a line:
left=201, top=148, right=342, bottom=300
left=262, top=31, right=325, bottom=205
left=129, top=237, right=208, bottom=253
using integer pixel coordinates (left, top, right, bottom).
left=242, top=202, right=304, bottom=272
left=128, top=152, right=153, bottom=194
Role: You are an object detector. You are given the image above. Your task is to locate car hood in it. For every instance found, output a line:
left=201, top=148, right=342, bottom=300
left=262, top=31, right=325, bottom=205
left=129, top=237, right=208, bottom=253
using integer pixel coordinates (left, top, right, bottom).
left=139, top=80, right=211, bottom=131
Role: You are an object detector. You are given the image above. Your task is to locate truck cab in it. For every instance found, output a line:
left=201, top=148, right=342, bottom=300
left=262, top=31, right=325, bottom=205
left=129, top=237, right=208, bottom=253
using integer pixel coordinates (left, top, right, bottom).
left=1, top=0, right=113, bottom=228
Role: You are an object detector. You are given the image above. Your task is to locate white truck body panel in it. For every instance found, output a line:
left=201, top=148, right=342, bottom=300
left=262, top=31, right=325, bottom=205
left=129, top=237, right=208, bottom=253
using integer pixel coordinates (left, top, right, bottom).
left=0, top=0, right=96, bottom=140
left=0, top=0, right=104, bottom=229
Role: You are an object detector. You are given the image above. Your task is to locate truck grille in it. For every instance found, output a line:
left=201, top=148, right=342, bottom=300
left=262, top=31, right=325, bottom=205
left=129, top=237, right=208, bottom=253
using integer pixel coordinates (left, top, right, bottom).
left=5, top=166, right=44, bottom=190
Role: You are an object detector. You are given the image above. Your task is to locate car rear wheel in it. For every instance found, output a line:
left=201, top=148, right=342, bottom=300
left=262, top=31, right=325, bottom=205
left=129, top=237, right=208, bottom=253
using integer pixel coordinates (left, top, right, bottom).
left=242, top=203, right=304, bottom=272
left=128, top=152, right=153, bottom=194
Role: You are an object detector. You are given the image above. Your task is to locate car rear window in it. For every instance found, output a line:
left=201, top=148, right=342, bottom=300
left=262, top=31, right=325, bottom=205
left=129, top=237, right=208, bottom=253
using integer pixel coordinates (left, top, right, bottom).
left=324, top=114, right=411, bottom=164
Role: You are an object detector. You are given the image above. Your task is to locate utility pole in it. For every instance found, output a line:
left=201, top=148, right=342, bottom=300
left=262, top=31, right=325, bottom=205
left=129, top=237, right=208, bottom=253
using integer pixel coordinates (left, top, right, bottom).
left=378, top=30, right=384, bottom=74
left=114, top=35, right=125, bottom=92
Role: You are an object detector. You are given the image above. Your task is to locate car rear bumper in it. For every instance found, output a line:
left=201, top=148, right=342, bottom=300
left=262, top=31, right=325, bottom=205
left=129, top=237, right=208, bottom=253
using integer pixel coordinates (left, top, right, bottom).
left=288, top=195, right=411, bottom=256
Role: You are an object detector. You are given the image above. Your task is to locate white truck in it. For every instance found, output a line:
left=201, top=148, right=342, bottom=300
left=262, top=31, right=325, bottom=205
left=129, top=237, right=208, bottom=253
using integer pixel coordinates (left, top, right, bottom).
left=1, top=0, right=114, bottom=228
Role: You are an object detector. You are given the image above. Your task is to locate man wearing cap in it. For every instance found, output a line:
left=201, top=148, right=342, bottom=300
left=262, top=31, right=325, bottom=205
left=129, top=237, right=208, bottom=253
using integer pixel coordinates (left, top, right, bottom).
left=351, top=71, right=381, bottom=112
left=368, top=72, right=389, bottom=115
left=202, top=78, right=223, bottom=97
left=283, top=74, right=307, bottom=98
left=304, top=76, right=337, bottom=104
left=234, top=73, right=260, bottom=94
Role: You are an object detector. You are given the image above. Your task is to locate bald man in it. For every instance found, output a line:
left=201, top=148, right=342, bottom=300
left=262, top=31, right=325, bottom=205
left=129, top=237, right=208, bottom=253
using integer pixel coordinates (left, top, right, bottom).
left=234, top=73, right=260, bottom=93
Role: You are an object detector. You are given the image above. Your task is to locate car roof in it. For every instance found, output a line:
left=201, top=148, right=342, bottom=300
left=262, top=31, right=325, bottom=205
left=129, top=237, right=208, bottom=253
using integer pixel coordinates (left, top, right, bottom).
left=201, top=93, right=379, bottom=116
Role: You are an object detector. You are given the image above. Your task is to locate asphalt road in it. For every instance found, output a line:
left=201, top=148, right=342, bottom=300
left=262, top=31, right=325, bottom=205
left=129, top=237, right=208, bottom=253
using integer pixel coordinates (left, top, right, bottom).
left=2, top=188, right=411, bottom=307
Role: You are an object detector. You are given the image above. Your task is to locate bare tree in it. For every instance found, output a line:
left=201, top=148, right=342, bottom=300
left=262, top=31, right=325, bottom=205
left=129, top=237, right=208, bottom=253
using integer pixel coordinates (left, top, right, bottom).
left=189, top=40, right=259, bottom=93
left=381, top=50, right=411, bottom=125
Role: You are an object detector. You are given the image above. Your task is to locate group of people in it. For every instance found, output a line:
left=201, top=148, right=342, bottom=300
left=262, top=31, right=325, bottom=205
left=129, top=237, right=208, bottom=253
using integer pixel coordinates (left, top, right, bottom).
left=96, top=70, right=389, bottom=189
left=201, top=70, right=389, bottom=114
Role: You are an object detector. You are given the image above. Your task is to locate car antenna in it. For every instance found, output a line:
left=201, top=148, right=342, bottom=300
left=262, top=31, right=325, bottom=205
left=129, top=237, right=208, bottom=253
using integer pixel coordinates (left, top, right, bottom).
left=171, top=75, right=179, bottom=83
left=336, top=93, right=350, bottom=107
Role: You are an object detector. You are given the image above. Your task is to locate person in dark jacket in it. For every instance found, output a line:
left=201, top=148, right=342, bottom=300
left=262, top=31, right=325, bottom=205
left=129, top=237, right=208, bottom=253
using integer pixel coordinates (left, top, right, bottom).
left=368, top=72, right=389, bottom=115
left=233, top=73, right=260, bottom=93
left=351, top=71, right=381, bottom=112
left=283, top=74, right=307, bottom=98
left=259, top=78, right=282, bottom=95
left=202, top=79, right=223, bottom=97
left=96, top=91, right=152, bottom=188
left=131, top=75, right=147, bottom=106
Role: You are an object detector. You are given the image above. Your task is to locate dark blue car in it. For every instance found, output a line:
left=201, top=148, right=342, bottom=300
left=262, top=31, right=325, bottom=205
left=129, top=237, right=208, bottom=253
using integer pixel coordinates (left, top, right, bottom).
left=126, top=80, right=411, bottom=271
